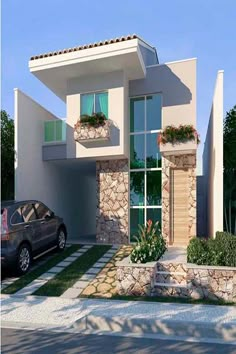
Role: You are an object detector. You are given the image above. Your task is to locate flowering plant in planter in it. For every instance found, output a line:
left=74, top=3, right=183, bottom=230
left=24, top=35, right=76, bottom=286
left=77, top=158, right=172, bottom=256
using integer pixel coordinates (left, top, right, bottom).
left=157, top=125, right=200, bottom=145
left=131, top=220, right=167, bottom=264
left=74, top=112, right=107, bottom=129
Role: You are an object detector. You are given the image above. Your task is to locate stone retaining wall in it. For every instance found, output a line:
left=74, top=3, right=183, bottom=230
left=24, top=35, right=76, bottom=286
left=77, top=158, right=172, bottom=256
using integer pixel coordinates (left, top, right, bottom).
left=116, top=258, right=236, bottom=302
left=96, top=159, right=129, bottom=244
left=116, top=259, right=156, bottom=296
left=187, top=266, right=236, bottom=302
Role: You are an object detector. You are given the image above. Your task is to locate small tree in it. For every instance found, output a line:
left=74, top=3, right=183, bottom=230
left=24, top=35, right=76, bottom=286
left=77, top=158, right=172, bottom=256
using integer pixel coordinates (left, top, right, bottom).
left=223, top=105, right=236, bottom=234
left=1, top=110, right=14, bottom=200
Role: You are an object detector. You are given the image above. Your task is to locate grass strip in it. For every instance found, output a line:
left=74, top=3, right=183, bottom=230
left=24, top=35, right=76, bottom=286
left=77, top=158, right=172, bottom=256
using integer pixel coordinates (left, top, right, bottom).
left=2, top=245, right=81, bottom=294
left=34, top=245, right=111, bottom=297
left=110, top=295, right=234, bottom=306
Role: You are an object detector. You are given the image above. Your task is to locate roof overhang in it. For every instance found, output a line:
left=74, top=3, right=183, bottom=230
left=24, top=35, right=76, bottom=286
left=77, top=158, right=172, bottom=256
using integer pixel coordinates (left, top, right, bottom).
left=29, top=39, right=146, bottom=101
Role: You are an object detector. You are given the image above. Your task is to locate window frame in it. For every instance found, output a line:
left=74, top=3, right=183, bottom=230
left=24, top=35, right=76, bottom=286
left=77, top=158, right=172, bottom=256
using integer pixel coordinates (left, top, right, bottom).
left=129, top=93, right=163, bottom=242
left=80, top=90, right=108, bottom=116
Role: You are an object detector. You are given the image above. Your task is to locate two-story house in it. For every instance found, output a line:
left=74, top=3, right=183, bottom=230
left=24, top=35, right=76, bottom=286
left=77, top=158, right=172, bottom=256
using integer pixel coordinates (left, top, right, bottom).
left=14, top=34, right=223, bottom=245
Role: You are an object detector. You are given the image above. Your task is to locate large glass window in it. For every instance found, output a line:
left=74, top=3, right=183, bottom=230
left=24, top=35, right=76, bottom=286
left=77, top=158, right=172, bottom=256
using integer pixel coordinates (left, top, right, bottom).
left=130, top=135, right=145, bottom=169
left=81, top=91, right=108, bottom=118
left=146, top=133, right=162, bottom=168
left=130, top=172, right=144, bottom=206
left=130, top=97, right=145, bottom=132
left=130, top=94, right=162, bottom=242
left=146, top=94, right=162, bottom=130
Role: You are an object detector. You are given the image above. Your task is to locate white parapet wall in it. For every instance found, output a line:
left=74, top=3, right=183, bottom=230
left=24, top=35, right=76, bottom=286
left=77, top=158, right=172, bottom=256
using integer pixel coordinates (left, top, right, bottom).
left=14, top=88, right=61, bottom=203
left=202, top=71, right=224, bottom=237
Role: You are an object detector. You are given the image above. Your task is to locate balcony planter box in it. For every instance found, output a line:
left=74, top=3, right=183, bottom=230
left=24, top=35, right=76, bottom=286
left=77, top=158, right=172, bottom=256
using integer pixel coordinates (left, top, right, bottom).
left=159, top=140, right=197, bottom=156
left=74, top=120, right=112, bottom=143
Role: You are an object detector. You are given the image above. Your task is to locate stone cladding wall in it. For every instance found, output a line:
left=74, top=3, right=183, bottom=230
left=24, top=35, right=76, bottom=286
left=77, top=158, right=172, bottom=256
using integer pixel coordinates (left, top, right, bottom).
left=96, top=159, right=128, bottom=244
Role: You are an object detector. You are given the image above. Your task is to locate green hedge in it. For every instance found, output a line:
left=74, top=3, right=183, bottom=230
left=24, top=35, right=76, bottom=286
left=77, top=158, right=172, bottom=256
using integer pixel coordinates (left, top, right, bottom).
left=187, top=232, right=236, bottom=267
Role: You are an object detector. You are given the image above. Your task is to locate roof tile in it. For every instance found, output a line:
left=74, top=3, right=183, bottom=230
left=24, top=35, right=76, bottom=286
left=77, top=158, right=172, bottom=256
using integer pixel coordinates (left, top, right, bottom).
left=30, top=34, right=138, bottom=60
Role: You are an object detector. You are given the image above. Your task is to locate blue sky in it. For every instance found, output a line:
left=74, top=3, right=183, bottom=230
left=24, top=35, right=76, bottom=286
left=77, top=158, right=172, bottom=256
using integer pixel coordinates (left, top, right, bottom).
left=2, top=0, right=236, bottom=171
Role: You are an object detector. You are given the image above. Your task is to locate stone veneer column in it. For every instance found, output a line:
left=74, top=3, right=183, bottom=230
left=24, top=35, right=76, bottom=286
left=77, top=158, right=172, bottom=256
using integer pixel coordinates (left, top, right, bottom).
left=96, top=159, right=129, bottom=244
left=162, top=154, right=196, bottom=244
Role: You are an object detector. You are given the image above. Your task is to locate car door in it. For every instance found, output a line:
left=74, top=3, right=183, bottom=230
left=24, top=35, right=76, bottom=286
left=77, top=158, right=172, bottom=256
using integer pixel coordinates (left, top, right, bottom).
left=34, top=202, right=58, bottom=249
left=20, top=203, right=43, bottom=253
left=10, top=205, right=34, bottom=251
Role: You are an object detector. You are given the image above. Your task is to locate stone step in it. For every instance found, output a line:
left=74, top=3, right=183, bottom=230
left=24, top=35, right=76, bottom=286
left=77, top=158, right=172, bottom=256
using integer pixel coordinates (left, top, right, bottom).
left=156, top=271, right=186, bottom=275
left=154, top=282, right=187, bottom=288
left=155, top=270, right=187, bottom=285
left=156, top=263, right=187, bottom=273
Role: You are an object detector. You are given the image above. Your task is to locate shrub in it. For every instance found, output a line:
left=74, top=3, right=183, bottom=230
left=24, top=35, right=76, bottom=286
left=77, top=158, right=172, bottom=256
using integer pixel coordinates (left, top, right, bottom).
left=158, top=125, right=200, bottom=145
left=79, top=112, right=106, bottom=127
left=187, top=232, right=236, bottom=267
left=130, top=220, right=167, bottom=264
left=187, top=238, right=209, bottom=265
left=215, top=232, right=236, bottom=267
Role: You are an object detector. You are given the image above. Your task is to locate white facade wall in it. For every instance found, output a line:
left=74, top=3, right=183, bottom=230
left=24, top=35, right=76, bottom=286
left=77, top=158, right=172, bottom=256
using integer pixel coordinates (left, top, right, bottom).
left=202, top=71, right=224, bottom=237
left=129, top=58, right=197, bottom=129
left=14, top=89, right=96, bottom=239
left=66, top=71, right=129, bottom=160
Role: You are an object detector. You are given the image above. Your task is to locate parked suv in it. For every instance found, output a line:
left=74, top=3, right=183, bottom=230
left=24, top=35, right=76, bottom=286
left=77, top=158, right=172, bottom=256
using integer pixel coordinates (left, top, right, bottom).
left=1, top=200, right=67, bottom=275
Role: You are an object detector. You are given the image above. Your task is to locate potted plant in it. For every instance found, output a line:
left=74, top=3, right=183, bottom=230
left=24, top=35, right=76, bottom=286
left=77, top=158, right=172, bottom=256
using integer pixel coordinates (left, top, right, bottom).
left=157, top=124, right=200, bottom=156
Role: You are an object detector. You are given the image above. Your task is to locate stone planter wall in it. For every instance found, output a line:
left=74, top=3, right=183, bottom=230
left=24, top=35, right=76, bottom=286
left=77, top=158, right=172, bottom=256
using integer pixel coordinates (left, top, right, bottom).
left=160, top=141, right=197, bottom=156
left=116, top=257, right=156, bottom=296
left=96, top=159, right=129, bottom=244
left=116, top=258, right=236, bottom=302
left=74, top=120, right=111, bottom=142
left=162, top=154, right=196, bottom=243
left=187, top=265, right=236, bottom=302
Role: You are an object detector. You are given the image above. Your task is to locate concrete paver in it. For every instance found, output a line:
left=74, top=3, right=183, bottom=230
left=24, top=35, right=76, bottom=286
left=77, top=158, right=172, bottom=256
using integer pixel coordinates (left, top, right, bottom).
left=38, top=273, right=55, bottom=281
left=72, top=280, right=90, bottom=289
left=80, top=274, right=95, bottom=282
left=60, top=287, right=83, bottom=299
left=16, top=280, right=47, bottom=296
left=47, top=266, right=65, bottom=273
left=86, top=268, right=100, bottom=275
left=92, top=262, right=107, bottom=268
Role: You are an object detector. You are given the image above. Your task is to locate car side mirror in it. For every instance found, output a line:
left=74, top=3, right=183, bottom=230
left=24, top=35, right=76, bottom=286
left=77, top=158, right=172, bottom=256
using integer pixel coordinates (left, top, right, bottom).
left=45, top=211, right=54, bottom=219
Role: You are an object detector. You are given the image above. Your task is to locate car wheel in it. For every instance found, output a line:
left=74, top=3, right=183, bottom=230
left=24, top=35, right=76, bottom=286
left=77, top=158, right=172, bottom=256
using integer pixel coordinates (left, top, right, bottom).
left=57, top=228, right=66, bottom=251
left=17, top=244, right=31, bottom=275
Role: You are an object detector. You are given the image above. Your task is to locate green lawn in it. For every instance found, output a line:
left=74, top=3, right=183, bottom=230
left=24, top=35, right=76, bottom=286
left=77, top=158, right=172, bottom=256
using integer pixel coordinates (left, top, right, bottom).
left=2, top=245, right=81, bottom=294
left=111, top=295, right=234, bottom=306
left=34, top=245, right=111, bottom=297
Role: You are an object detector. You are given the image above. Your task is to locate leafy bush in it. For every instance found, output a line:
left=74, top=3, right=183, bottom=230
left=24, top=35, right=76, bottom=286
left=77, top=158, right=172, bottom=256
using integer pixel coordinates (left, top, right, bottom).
left=187, top=237, right=209, bottom=265
left=215, top=232, right=236, bottom=266
left=79, top=112, right=106, bottom=127
left=130, top=220, right=167, bottom=264
left=158, top=125, right=200, bottom=145
left=187, top=232, right=236, bottom=267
